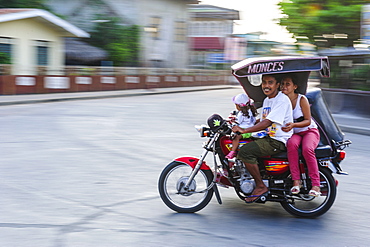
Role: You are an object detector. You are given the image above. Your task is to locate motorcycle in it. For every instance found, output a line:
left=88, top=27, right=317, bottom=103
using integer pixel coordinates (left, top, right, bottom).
left=158, top=56, right=351, bottom=218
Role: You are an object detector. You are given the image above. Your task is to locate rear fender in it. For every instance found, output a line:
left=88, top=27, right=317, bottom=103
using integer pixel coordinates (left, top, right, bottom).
left=174, top=157, right=211, bottom=170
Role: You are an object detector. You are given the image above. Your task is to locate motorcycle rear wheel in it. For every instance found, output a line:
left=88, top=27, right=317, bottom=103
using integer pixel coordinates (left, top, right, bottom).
left=158, top=161, right=214, bottom=213
left=280, top=167, right=336, bottom=218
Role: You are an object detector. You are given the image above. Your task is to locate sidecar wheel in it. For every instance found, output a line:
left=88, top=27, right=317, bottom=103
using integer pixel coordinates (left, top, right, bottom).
left=280, top=167, right=336, bottom=218
left=158, top=161, right=214, bottom=213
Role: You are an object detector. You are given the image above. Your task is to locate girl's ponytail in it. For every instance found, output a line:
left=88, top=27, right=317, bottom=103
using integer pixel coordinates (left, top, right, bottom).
left=240, top=101, right=257, bottom=118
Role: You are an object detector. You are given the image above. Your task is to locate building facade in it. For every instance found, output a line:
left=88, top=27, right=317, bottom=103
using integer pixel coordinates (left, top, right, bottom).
left=187, top=4, right=240, bottom=69
left=0, top=9, right=89, bottom=75
left=47, top=0, right=198, bottom=68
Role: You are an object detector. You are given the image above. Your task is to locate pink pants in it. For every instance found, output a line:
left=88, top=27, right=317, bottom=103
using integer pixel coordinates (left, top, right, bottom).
left=287, top=128, right=320, bottom=187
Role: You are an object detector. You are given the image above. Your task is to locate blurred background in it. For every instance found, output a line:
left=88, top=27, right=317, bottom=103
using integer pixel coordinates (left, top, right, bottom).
left=1, top=2, right=370, bottom=245
left=1, top=0, right=370, bottom=91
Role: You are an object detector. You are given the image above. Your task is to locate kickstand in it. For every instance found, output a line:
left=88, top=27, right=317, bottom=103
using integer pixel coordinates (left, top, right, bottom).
left=213, top=184, right=222, bottom=204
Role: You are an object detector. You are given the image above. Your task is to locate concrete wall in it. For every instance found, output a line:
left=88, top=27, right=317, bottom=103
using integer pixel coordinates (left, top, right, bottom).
left=138, top=0, right=190, bottom=68
left=322, top=88, right=370, bottom=117
left=0, top=73, right=227, bottom=95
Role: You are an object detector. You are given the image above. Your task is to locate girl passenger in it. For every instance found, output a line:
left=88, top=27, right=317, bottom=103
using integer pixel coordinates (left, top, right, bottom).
left=281, top=76, right=321, bottom=197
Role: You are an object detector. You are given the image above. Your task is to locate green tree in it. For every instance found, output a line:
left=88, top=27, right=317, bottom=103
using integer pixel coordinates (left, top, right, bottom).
left=0, top=0, right=47, bottom=8
left=90, top=17, right=140, bottom=66
left=89, top=17, right=124, bottom=48
left=0, top=52, right=11, bottom=64
left=278, top=0, right=369, bottom=47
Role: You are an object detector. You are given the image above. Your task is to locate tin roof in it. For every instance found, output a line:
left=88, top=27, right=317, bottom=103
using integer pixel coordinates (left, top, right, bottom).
left=188, top=4, right=240, bottom=20
left=0, top=8, right=89, bottom=38
left=65, top=38, right=107, bottom=62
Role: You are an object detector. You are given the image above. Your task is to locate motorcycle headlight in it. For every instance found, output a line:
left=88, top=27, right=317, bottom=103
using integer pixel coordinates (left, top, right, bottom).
left=195, top=125, right=210, bottom=137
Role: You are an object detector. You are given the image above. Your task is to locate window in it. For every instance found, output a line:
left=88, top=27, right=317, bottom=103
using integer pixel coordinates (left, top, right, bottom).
left=147, top=16, right=161, bottom=39
left=175, top=21, right=186, bottom=42
left=0, top=37, right=12, bottom=62
left=189, top=22, right=194, bottom=36
left=36, top=40, right=49, bottom=66
left=194, top=22, right=200, bottom=36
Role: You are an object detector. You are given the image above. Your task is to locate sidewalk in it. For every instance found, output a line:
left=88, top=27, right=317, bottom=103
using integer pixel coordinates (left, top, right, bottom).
left=1, top=85, right=369, bottom=136
left=0, top=85, right=236, bottom=106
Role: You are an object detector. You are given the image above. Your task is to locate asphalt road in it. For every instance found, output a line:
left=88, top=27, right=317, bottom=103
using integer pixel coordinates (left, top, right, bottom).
left=0, top=88, right=369, bottom=246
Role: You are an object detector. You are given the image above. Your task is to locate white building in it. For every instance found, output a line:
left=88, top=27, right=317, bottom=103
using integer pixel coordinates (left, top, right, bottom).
left=47, top=0, right=199, bottom=68
left=187, top=4, right=240, bottom=68
left=0, top=9, right=89, bottom=75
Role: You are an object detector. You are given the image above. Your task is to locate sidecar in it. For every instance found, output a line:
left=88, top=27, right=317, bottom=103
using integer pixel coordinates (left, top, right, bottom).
left=231, top=56, right=344, bottom=153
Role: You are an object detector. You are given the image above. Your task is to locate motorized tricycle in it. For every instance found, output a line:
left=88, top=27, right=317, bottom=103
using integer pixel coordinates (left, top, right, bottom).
left=158, top=56, right=351, bottom=217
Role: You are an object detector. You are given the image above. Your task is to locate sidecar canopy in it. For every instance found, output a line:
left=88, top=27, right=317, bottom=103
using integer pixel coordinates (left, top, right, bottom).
left=231, top=56, right=330, bottom=105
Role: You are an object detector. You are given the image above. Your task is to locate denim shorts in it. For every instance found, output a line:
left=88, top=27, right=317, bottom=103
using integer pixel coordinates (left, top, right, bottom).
left=237, top=136, right=286, bottom=165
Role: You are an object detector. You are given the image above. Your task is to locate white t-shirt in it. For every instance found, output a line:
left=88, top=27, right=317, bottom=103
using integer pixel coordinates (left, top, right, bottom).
left=236, top=110, right=256, bottom=129
left=261, top=91, right=293, bottom=145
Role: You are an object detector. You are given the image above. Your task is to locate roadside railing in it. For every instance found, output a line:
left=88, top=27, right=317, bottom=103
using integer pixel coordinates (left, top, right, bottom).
left=0, top=65, right=229, bottom=95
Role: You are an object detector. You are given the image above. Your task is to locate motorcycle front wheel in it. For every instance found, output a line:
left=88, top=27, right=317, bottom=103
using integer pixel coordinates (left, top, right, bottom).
left=158, top=161, right=214, bottom=213
left=280, top=167, right=336, bottom=218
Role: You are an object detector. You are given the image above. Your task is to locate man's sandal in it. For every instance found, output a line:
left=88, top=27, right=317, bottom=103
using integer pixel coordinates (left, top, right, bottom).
left=245, top=192, right=269, bottom=204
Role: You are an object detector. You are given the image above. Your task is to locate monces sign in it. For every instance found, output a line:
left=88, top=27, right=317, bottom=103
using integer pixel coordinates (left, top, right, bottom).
left=232, top=57, right=329, bottom=77
left=246, top=61, right=284, bottom=74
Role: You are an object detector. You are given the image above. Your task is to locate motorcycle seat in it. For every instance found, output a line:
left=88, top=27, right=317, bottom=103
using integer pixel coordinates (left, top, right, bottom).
left=270, top=144, right=333, bottom=159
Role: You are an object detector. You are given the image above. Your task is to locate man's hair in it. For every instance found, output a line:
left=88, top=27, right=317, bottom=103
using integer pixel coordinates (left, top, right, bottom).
left=262, top=74, right=280, bottom=84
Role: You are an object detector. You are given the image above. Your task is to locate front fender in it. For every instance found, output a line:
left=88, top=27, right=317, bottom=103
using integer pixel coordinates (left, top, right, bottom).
left=174, top=157, right=211, bottom=170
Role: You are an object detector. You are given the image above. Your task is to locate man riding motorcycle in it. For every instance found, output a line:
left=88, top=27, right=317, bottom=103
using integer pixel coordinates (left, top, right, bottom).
left=232, top=74, right=293, bottom=203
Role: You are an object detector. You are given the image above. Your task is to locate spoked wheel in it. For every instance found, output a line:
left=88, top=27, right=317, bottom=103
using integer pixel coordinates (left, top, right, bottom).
left=280, top=167, right=336, bottom=218
left=158, top=161, right=214, bottom=213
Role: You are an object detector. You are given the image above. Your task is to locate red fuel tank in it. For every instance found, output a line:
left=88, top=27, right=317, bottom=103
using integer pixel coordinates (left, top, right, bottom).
left=219, top=136, right=252, bottom=155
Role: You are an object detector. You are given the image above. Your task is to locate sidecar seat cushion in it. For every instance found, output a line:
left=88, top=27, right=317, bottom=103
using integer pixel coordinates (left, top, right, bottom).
left=314, top=145, right=333, bottom=158
left=270, top=145, right=332, bottom=159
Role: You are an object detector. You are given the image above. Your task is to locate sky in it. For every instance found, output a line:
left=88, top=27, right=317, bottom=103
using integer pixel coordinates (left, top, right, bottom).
left=198, top=0, right=295, bottom=43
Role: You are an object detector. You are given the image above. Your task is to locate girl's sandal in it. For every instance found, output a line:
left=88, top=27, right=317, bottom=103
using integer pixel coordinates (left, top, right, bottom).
left=290, top=185, right=301, bottom=194
left=308, top=189, right=321, bottom=197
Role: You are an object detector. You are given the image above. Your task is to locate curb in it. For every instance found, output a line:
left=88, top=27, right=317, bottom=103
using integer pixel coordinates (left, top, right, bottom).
left=0, top=85, right=236, bottom=106
left=339, top=125, right=370, bottom=137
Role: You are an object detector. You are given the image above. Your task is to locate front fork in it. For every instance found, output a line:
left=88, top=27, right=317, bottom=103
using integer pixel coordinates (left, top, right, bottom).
left=183, top=133, right=223, bottom=204
left=184, top=133, right=219, bottom=189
